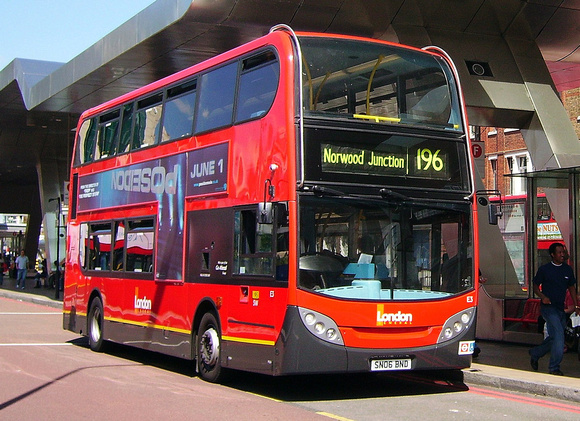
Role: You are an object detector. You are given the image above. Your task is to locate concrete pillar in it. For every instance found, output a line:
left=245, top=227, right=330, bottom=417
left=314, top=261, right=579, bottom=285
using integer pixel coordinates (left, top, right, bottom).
left=37, top=152, right=66, bottom=272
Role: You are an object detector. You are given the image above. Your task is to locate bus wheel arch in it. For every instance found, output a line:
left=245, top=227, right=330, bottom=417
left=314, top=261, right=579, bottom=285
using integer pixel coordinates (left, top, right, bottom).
left=87, top=291, right=106, bottom=352
left=193, top=301, right=224, bottom=382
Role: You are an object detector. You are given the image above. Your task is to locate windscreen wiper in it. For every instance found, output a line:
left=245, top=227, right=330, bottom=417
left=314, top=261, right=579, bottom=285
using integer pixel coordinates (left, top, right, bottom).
left=305, top=185, right=349, bottom=197
left=379, top=188, right=408, bottom=201
left=377, top=188, right=468, bottom=213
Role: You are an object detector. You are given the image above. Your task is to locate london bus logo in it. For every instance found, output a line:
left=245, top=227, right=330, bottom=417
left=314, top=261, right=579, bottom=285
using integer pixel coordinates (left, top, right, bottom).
left=134, top=288, right=152, bottom=313
left=376, top=304, right=413, bottom=326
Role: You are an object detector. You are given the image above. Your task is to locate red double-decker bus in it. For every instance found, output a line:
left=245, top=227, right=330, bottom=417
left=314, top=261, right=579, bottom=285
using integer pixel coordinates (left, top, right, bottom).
left=63, top=25, right=479, bottom=382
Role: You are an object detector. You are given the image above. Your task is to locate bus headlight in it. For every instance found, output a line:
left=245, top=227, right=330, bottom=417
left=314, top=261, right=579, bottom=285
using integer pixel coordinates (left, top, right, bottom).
left=326, top=328, right=338, bottom=341
left=299, top=307, right=344, bottom=345
left=461, top=313, right=471, bottom=324
left=437, top=307, right=475, bottom=344
left=314, top=322, right=325, bottom=334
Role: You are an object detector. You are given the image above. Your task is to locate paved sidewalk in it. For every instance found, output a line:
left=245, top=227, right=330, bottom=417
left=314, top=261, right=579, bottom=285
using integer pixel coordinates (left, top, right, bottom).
left=1, top=276, right=579, bottom=402
left=0, top=274, right=62, bottom=309
left=466, top=342, right=580, bottom=402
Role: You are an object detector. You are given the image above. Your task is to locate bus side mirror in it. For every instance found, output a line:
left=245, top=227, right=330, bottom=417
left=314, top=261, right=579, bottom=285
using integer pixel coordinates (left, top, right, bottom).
left=258, top=202, right=273, bottom=224
left=488, top=204, right=502, bottom=225
left=476, top=191, right=502, bottom=225
left=258, top=202, right=288, bottom=225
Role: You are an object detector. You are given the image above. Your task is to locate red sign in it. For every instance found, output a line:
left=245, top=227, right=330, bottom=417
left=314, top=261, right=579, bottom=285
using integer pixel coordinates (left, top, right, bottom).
left=471, top=143, right=483, bottom=158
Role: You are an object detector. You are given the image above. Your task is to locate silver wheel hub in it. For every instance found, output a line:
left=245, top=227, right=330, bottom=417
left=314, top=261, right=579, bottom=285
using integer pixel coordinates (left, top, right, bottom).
left=200, top=328, right=219, bottom=366
left=90, top=309, right=101, bottom=342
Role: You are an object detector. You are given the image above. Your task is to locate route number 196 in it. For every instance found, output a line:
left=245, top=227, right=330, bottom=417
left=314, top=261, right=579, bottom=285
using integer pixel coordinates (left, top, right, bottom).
left=416, top=148, right=443, bottom=171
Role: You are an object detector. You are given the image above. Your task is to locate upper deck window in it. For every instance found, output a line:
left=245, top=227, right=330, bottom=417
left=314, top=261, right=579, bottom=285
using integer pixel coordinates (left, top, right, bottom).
left=298, top=37, right=462, bottom=131
left=161, top=79, right=197, bottom=142
left=75, top=118, right=97, bottom=166
left=73, top=48, right=279, bottom=168
left=195, top=62, right=237, bottom=133
left=133, top=93, right=163, bottom=149
left=235, top=51, right=279, bottom=122
left=118, top=103, right=135, bottom=155
left=96, top=109, right=120, bottom=160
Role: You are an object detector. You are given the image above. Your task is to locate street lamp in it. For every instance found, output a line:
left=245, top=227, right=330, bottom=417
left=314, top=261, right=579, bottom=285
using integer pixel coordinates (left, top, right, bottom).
left=49, top=196, right=62, bottom=299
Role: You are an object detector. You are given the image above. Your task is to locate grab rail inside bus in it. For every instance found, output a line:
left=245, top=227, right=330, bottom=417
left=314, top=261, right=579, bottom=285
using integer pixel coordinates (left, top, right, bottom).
left=366, top=55, right=384, bottom=115
left=353, top=114, right=401, bottom=123
left=302, top=55, right=314, bottom=110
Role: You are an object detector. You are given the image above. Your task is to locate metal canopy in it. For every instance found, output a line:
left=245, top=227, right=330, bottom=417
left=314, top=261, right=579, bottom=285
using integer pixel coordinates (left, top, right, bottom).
left=0, top=0, right=579, bottom=186
left=509, top=167, right=580, bottom=179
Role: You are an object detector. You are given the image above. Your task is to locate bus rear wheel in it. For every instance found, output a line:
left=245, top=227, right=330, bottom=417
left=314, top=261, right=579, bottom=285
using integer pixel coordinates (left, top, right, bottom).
left=197, top=312, right=223, bottom=383
left=88, top=298, right=105, bottom=352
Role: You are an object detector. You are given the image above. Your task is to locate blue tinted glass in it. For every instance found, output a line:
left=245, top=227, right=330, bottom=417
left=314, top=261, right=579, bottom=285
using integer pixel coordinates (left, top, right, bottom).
left=195, top=63, right=237, bottom=133
left=236, top=61, right=279, bottom=122
left=161, top=91, right=196, bottom=141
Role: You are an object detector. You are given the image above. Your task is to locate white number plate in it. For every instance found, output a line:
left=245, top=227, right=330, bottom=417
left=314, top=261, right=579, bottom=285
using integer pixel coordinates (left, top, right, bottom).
left=370, top=358, right=412, bottom=371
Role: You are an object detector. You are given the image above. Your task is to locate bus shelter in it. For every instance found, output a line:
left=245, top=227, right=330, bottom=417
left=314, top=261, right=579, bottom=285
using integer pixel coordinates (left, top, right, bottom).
left=477, top=167, right=580, bottom=344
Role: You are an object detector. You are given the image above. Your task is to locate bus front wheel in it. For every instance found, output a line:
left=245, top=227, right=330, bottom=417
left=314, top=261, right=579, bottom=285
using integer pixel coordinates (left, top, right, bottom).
left=88, top=298, right=105, bottom=352
left=197, top=312, right=223, bottom=382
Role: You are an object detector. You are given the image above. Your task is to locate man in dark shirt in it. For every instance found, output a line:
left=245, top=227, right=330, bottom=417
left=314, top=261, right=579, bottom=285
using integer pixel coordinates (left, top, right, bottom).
left=529, top=242, right=579, bottom=375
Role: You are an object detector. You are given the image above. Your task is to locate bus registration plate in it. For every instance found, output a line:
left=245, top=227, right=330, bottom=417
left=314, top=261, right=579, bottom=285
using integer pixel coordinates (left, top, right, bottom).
left=370, top=358, right=411, bottom=371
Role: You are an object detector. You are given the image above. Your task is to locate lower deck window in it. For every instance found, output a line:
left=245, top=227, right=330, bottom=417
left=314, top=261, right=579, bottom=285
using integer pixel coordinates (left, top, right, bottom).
left=233, top=206, right=289, bottom=279
left=234, top=209, right=274, bottom=275
left=81, top=217, right=155, bottom=275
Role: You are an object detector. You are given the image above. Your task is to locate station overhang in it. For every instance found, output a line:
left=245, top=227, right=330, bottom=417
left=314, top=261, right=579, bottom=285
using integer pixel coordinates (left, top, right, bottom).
left=0, top=0, right=579, bottom=201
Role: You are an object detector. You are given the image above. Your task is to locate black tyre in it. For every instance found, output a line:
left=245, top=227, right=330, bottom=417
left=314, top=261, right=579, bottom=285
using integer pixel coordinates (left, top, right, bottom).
left=88, top=298, right=106, bottom=352
left=197, top=312, right=223, bottom=383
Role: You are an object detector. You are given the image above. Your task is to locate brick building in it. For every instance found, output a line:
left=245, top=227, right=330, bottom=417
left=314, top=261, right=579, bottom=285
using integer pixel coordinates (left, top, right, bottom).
left=561, top=87, right=580, bottom=139
left=478, top=127, right=529, bottom=196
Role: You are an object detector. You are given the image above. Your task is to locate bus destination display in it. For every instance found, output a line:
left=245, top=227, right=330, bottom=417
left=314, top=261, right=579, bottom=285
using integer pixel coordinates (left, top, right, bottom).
left=321, top=143, right=449, bottom=180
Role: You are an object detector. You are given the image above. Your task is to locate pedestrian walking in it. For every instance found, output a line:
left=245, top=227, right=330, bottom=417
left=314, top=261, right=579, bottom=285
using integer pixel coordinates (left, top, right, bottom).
left=529, top=242, right=579, bottom=375
left=15, top=250, right=29, bottom=290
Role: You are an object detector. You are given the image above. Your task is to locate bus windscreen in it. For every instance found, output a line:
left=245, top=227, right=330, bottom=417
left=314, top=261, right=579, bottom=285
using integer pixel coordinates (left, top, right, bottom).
left=299, top=36, right=463, bottom=132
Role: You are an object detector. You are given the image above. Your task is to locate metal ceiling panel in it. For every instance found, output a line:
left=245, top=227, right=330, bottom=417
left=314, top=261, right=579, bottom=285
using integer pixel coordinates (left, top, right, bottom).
left=535, top=8, right=580, bottom=61
left=328, top=0, right=402, bottom=37
left=287, top=0, right=341, bottom=32
left=227, top=0, right=300, bottom=26
left=390, top=0, right=425, bottom=27
left=547, top=62, right=580, bottom=92
left=4, top=0, right=580, bottom=117
left=504, top=3, right=550, bottom=40
left=463, top=0, right=525, bottom=36
left=419, top=0, right=486, bottom=33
